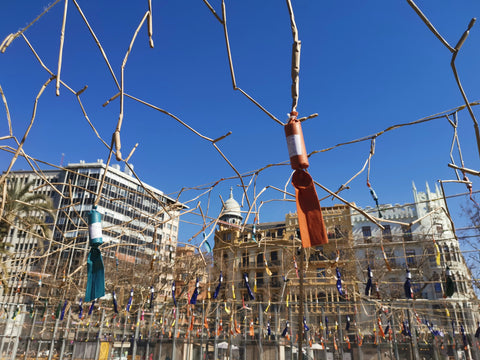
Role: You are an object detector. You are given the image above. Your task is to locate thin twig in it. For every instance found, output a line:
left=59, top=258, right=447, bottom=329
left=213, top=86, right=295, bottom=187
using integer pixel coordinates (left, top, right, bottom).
left=286, top=0, right=301, bottom=113
left=0, top=76, right=55, bottom=185
left=313, top=180, right=385, bottom=230
left=405, top=0, right=454, bottom=52
left=56, top=0, right=69, bottom=96
left=202, top=0, right=223, bottom=24
left=72, top=0, right=120, bottom=90
left=0, top=85, right=13, bottom=136
left=148, top=0, right=154, bottom=48
left=0, top=0, right=62, bottom=53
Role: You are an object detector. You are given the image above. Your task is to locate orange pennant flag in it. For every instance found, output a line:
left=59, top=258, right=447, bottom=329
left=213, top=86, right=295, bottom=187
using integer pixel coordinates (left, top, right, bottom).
left=218, top=320, right=223, bottom=336
left=189, top=315, right=195, bottom=331
left=345, top=336, right=351, bottom=349
left=235, top=318, right=241, bottom=334
left=378, top=318, right=385, bottom=339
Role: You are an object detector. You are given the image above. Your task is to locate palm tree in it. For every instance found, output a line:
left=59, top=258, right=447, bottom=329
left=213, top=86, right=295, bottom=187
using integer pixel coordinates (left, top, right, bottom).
left=0, top=177, right=55, bottom=241
left=0, top=176, right=55, bottom=289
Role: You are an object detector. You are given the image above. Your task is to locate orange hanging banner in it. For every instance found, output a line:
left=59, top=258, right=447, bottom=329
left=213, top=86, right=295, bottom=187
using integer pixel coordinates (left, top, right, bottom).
left=292, top=169, right=328, bottom=247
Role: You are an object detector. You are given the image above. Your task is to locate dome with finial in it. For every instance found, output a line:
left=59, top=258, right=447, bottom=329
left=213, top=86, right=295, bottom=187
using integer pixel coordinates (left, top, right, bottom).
left=220, top=188, right=242, bottom=221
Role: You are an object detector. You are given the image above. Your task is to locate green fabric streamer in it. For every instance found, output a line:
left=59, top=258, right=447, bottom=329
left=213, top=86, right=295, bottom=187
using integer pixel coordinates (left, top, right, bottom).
left=85, top=206, right=105, bottom=302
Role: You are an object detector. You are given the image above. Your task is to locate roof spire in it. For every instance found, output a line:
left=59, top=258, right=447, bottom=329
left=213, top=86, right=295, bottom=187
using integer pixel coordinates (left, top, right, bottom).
left=229, top=187, right=233, bottom=199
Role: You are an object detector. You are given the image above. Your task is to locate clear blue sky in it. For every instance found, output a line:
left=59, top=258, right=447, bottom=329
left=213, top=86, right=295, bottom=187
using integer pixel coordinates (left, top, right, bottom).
left=1, top=1, right=480, bottom=245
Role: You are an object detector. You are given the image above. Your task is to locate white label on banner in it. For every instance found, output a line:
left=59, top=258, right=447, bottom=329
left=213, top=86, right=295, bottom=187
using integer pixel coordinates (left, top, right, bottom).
left=89, top=222, right=102, bottom=239
left=286, top=134, right=303, bottom=157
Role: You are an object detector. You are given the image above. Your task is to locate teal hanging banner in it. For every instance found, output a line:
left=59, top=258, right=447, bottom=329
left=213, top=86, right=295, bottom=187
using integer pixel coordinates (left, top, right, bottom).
left=85, top=206, right=105, bottom=302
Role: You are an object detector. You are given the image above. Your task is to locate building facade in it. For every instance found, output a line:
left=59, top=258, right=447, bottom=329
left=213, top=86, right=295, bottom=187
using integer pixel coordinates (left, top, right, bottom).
left=352, top=182, right=479, bottom=359
left=1, top=160, right=183, bottom=304
left=212, top=190, right=359, bottom=359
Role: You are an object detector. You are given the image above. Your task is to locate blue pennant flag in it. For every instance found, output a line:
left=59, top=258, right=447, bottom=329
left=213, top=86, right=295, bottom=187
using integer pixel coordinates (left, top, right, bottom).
left=190, top=278, right=199, bottom=305
left=126, top=289, right=133, bottom=312
left=60, top=300, right=67, bottom=320
left=213, top=272, right=223, bottom=300
left=336, top=268, right=344, bottom=296
left=172, top=281, right=177, bottom=307
left=404, top=269, right=413, bottom=299
left=150, top=286, right=155, bottom=309
left=88, top=300, right=95, bottom=316
left=112, top=291, right=118, bottom=314
left=365, top=265, right=373, bottom=296
left=78, top=298, right=83, bottom=319
left=243, top=273, right=255, bottom=300
left=303, top=317, right=310, bottom=332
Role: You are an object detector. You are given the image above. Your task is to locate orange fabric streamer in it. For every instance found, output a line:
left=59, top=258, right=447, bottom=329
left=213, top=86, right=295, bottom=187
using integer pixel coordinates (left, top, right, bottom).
left=217, top=320, right=223, bottom=336
left=249, top=320, right=254, bottom=337
left=235, top=318, right=241, bottom=334
left=292, top=170, right=328, bottom=247
left=378, top=318, right=385, bottom=339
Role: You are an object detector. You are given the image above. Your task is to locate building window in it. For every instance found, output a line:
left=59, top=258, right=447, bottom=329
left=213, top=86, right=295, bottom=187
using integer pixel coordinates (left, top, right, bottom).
left=406, top=250, right=416, bottom=267
left=362, top=226, right=371, bottom=243
left=382, top=225, right=392, bottom=241
left=271, top=251, right=278, bottom=265
left=242, top=252, right=249, bottom=267
left=444, top=245, right=451, bottom=262
left=256, top=272, right=264, bottom=286
left=257, top=253, right=263, bottom=266
left=402, top=225, right=412, bottom=241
